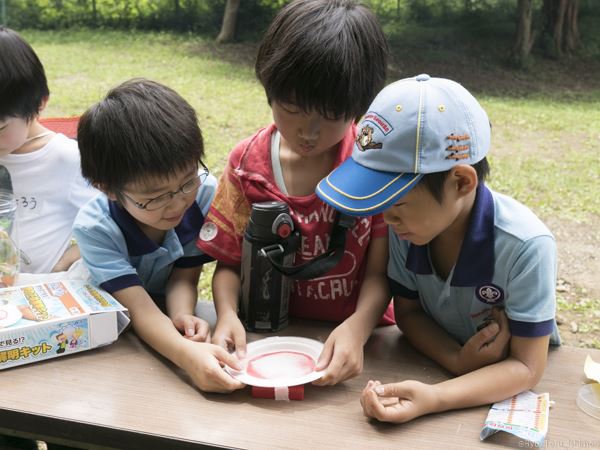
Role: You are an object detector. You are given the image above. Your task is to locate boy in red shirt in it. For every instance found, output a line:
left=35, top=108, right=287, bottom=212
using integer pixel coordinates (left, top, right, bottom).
left=197, top=0, right=391, bottom=386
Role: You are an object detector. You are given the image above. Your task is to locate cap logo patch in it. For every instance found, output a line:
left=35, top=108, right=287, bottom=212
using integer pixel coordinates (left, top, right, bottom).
left=362, top=112, right=393, bottom=135
left=476, top=284, right=504, bottom=305
left=446, top=133, right=470, bottom=160
left=356, top=124, right=383, bottom=151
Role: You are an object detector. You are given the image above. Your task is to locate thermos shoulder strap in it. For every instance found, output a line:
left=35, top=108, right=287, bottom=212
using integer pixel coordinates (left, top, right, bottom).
left=261, top=213, right=355, bottom=280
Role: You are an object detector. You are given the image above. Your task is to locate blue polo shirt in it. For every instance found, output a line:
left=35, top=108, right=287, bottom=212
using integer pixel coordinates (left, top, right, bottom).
left=73, top=174, right=217, bottom=301
left=388, top=184, right=560, bottom=345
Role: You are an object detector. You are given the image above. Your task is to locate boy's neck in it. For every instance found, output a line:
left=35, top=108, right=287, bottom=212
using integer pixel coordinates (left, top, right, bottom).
left=278, top=136, right=339, bottom=197
left=137, top=222, right=167, bottom=245
left=13, top=120, right=54, bottom=155
left=428, top=191, right=477, bottom=281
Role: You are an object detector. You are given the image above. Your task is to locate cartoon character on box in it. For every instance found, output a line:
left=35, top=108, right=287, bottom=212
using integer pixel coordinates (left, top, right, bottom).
left=69, top=328, right=83, bottom=349
left=55, top=332, right=68, bottom=354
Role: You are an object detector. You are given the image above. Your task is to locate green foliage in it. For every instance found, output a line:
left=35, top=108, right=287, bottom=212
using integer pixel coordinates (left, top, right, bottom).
left=7, top=0, right=224, bottom=32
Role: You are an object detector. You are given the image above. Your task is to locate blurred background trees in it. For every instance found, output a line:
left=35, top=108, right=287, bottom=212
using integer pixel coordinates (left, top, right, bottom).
left=1, top=0, right=598, bottom=65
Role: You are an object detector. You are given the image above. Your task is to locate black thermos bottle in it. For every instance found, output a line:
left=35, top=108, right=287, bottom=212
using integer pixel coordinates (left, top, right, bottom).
left=239, top=201, right=295, bottom=332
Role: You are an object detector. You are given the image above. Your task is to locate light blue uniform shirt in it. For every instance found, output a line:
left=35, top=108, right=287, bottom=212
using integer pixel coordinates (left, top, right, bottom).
left=73, top=174, right=217, bottom=303
left=388, top=184, right=560, bottom=345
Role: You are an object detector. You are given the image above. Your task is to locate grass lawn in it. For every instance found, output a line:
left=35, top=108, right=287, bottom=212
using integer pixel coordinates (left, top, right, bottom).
left=21, top=29, right=600, bottom=347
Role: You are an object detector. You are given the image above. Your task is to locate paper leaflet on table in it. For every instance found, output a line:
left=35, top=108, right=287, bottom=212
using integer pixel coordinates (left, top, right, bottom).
left=480, top=390, right=549, bottom=447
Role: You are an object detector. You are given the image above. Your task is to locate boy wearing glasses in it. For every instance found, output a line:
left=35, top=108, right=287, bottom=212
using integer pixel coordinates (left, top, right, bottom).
left=73, top=79, right=245, bottom=393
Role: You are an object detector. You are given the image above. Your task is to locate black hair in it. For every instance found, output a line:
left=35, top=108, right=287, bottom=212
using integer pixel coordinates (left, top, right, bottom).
left=255, top=0, right=388, bottom=121
left=0, top=27, right=49, bottom=121
left=418, top=158, right=490, bottom=203
left=77, top=78, right=204, bottom=193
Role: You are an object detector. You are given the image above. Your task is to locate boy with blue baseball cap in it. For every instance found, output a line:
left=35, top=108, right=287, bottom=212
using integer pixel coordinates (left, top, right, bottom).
left=317, top=74, right=560, bottom=423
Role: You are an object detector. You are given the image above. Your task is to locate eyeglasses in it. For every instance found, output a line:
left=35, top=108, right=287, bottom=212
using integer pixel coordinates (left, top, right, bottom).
left=121, top=164, right=209, bottom=211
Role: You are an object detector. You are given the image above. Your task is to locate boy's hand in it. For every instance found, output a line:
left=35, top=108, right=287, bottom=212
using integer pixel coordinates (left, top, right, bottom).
left=313, top=320, right=365, bottom=385
left=360, top=379, right=438, bottom=423
left=180, top=340, right=245, bottom=393
left=172, top=313, right=211, bottom=342
left=212, top=311, right=247, bottom=359
left=455, top=307, right=511, bottom=374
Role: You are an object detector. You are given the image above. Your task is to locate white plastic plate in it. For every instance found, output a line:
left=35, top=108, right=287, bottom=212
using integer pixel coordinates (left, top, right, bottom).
left=227, top=336, right=325, bottom=387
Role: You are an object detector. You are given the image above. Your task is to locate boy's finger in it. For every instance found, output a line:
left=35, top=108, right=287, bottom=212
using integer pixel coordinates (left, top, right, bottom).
left=211, top=333, right=229, bottom=350
left=314, top=356, right=344, bottom=385
left=493, top=309, right=511, bottom=338
left=206, top=370, right=246, bottom=393
left=361, top=389, right=379, bottom=418
left=214, top=345, right=243, bottom=371
left=315, top=341, right=334, bottom=371
left=182, top=317, right=195, bottom=337
left=371, top=394, right=395, bottom=422
left=470, top=321, right=500, bottom=349
left=232, top=328, right=247, bottom=359
left=196, top=321, right=210, bottom=341
left=374, top=382, right=406, bottom=398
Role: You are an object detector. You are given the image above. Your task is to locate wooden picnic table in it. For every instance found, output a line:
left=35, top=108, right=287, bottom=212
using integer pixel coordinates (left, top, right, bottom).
left=0, top=320, right=598, bottom=449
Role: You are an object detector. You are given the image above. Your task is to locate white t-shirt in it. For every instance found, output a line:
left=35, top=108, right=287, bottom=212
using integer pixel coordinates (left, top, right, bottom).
left=0, top=133, right=98, bottom=273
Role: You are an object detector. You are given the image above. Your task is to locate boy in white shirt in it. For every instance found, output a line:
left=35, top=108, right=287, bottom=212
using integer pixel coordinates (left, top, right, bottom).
left=0, top=26, right=97, bottom=275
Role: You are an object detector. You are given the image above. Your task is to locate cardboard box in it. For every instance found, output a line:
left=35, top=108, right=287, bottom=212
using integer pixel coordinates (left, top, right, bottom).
left=0, top=280, right=129, bottom=369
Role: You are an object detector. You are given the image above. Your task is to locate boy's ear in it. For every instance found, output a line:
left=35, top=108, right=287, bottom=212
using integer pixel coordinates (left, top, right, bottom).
left=449, top=164, right=478, bottom=197
left=93, top=183, right=117, bottom=200
left=38, top=96, right=49, bottom=114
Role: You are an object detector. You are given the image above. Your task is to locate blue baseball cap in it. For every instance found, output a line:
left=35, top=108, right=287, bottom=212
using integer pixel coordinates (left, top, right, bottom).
left=316, top=74, right=491, bottom=216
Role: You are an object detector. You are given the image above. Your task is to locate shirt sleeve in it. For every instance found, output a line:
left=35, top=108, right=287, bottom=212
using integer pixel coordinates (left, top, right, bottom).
left=196, top=173, right=218, bottom=217
left=505, top=235, right=557, bottom=338
left=66, top=139, right=99, bottom=209
left=370, top=213, right=389, bottom=239
left=73, top=214, right=142, bottom=294
left=174, top=173, right=217, bottom=268
left=196, top=156, right=251, bottom=265
left=387, top=228, right=419, bottom=300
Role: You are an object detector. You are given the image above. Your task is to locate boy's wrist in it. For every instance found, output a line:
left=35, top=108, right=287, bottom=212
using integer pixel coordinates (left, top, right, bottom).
left=173, top=337, right=204, bottom=368
left=343, top=313, right=372, bottom=345
left=428, top=382, right=446, bottom=414
left=216, top=305, right=239, bottom=321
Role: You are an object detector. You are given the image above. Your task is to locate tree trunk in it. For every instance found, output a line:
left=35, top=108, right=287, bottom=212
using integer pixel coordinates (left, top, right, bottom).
left=543, top=0, right=580, bottom=57
left=513, top=0, right=535, bottom=63
left=92, top=0, right=97, bottom=25
left=564, top=0, right=580, bottom=53
left=216, top=0, right=240, bottom=44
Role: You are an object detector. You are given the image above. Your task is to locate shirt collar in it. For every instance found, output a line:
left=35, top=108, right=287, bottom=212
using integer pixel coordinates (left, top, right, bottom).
left=405, top=183, right=495, bottom=286
left=109, top=200, right=204, bottom=257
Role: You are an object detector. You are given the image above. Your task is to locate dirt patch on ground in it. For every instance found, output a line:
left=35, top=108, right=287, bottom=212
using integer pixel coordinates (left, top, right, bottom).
left=546, top=215, right=600, bottom=347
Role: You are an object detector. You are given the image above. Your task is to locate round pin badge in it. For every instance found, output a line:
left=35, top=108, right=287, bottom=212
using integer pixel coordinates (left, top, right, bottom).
left=199, top=222, right=218, bottom=241
left=476, top=284, right=504, bottom=305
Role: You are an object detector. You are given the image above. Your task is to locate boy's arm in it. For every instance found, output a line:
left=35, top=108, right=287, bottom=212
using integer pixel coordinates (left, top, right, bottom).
left=113, top=285, right=244, bottom=393
left=211, top=261, right=247, bottom=357
left=362, top=334, right=550, bottom=423
left=395, top=296, right=510, bottom=375
left=435, top=334, right=549, bottom=409
left=165, top=266, right=209, bottom=342
left=51, top=242, right=81, bottom=272
left=314, top=234, right=391, bottom=385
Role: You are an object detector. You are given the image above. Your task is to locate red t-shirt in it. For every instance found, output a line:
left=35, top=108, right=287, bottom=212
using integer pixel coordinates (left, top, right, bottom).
left=197, top=124, right=394, bottom=325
